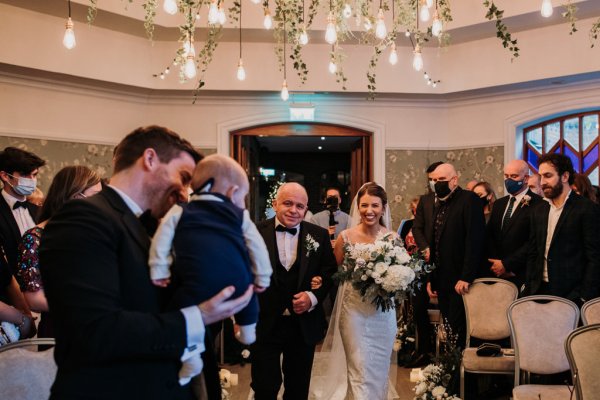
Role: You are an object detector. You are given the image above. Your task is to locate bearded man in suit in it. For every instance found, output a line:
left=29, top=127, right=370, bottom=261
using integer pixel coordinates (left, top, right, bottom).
left=40, top=126, right=253, bottom=400
left=251, top=182, right=337, bottom=400
left=486, top=159, right=543, bottom=292
left=0, top=147, right=45, bottom=275
left=524, top=153, right=600, bottom=305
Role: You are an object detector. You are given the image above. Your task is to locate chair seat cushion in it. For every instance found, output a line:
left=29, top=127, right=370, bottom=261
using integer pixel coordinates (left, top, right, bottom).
left=462, top=347, right=515, bottom=372
left=513, top=384, right=572, bottom=400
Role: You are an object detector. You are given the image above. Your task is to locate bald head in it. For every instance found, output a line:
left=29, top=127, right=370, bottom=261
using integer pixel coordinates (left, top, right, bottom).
left=430, top=163, right=459, bottom=192
left=276, top=182, right=308, bottom=202
left=273, top=182, right=308, bottom=227
left=503, top=159, right=530, bottom=195
left=192, top=154, right=249, bottom=208
left=504, top=159, right=530, bottom=177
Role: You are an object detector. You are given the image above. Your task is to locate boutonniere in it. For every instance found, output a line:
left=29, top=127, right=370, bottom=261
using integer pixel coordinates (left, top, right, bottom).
left=520, top=194, right=531, bottom=208
left=305, top=234, right=320, bottom=257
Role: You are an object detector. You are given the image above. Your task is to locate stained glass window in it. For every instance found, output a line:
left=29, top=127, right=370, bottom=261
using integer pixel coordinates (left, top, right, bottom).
left=523, top=111, right=600, bottom=185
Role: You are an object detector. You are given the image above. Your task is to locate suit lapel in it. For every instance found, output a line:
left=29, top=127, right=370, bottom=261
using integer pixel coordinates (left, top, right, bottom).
left=101, top=187, right=150, bottom=253
left=262, top=219, right=279, bottom=277
left=503, top=197, right=524, bottom=234
left=548, top=195, right=575, bottom=251
left=0, top=195, right=22, bottom=241
left=297, top=223, right=309, bottom=290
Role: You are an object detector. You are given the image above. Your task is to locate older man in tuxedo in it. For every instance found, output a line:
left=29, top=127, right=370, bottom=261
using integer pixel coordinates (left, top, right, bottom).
left=251, top=182, right=337, bottom=400
left=40, top=126, right=253, bottom=400
left=486, top=160, right=543, bottom=292
left=0, top=147, right=45, bottom=275
left=524, top=154, right=600, bottom=304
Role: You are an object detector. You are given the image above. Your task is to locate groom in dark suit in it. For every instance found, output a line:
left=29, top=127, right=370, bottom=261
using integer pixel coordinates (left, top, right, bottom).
left=486, top=159, right=543, bottom=292
left=40, top=126, right=254, bottom=400
left=251, top=182, right=337, bottom=400
left=524, top=153, right=600, bottom=305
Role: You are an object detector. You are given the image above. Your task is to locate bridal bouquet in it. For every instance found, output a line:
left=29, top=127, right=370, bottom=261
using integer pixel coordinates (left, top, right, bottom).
left=334, top=232, right=434, bottom=312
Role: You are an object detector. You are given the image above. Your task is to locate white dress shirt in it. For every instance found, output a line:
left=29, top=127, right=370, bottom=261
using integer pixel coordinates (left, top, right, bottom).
left=543, top=190, right=572, bottom=282
left=501, top=189, right=529, bottom=221
left=274, top=218, right=318, bottom=311
left=108, top=185, right=205, bottom=366
left=2, top=190, right=36, bottom=235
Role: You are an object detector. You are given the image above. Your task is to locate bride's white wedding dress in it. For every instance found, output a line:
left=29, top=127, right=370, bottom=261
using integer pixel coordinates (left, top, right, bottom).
left=309, top=234, right=398, bottom=400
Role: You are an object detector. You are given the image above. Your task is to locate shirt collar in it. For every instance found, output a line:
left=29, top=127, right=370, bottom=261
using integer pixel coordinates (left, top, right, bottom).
left=511, top=188, right=529, bottom=204
left=108, top=185, right=144, bottom=217
left=543, top=188, right=572, bottom=210
left=1, top=190, right=21, bottom=208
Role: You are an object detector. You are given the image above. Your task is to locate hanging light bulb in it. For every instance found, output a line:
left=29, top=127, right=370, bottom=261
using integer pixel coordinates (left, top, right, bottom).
left=419, top=3, right=430, bottom=22
left=299, top=27, right=309, bottom=45
left=263, top=8, right=273, bottom=29
left=412, top=44, right=423, bottom=71
left=405, top=30, right=411, bottom=37
left=343, top=3, right=352, bottom=18
left=375, top=8, right=387, bottom=40
left=163, top=0, right=178, bottom=15
left=325, top=11, right=337, bottom=44
left=236, top=59, right=246, bottom=81
left=388, top=43, right=398, bottom=65
left=432, top=11, right=443, bottom=37
left=328, top=59, right=337, bottom=74
left=208, top=0, right=219, bottom=24
left=540, top=0, right=553, bottom=18
left=425, top=0, right=433, bottom=7
left=196, top=11, right=201, bottom=20
left=184, top=54, right=196, bottom=79
left=250, top=0, right=261, bottom=4
left=363, top=18, right=372, bottom=31
left=63, top=17, right=76, bottom=49
left=217, top=3, right=227, bottom=25
left=281, top=80, right=289, bottom=101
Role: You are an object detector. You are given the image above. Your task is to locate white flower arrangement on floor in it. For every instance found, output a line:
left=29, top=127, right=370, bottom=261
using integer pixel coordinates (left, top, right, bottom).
left=334, top=232, right=434, bottom=312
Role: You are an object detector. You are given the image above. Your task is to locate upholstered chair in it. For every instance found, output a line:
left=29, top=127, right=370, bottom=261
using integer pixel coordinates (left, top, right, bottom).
left=581, top=297, right=600, bottom=325
left=460, top=278, right=518, bottom=399
left=508, top=296, right=579, bottom=400
left=565, top=323, right=600, bottom=400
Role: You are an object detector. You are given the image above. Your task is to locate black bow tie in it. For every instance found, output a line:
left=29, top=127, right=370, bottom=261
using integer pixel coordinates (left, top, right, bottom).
left=275, top=225, right=297, bottom=235
left=13, top=201, right=27, bottom=210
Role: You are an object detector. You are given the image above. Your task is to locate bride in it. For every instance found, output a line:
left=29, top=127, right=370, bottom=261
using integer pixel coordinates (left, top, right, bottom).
left=310, top=182, right=398, bottom=400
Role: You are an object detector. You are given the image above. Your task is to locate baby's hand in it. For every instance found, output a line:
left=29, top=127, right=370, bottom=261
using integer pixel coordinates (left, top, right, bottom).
left=254, top=285, right=267, bottom=293
left=311, top=276, right=323, bottom=290
left=152, top=278, right=171, bottom=287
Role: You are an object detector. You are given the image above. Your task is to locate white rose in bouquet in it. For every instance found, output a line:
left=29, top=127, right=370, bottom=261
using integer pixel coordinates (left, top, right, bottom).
left=432, top=386, right=446, bottom=397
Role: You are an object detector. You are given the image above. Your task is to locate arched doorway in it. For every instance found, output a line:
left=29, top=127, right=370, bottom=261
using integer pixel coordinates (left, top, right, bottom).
left=231, top=122, right=373, bottom=221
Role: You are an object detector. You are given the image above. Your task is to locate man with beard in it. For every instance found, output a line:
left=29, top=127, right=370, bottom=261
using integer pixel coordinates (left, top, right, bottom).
left=524, top=153, right=600, bottom=305
left=40, top=126, right=254, bottom=400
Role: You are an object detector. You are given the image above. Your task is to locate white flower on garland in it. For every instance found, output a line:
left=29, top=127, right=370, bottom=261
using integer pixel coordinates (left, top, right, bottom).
left=304, top=234, right=320, bottom=257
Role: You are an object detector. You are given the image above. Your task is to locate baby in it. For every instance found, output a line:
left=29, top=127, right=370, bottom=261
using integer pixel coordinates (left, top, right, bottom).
left=148, top=154, right=272, bottom=385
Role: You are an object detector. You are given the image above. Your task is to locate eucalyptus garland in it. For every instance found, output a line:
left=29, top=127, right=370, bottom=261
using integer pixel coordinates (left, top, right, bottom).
left=483, top=0, right=519, bottom=60
left=591, top=17, right=600, bottom=48
left=142, top=0, right=159, bottom=40
left=562, top=1, right=578, bottom=35
left=87, top=0, right=98, bottom=24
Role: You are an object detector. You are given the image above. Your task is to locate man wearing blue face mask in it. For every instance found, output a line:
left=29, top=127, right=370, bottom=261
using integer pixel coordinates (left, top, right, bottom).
left=0, top=147, right=46, bottom=276
left=485, top=160, right=543, bottom=292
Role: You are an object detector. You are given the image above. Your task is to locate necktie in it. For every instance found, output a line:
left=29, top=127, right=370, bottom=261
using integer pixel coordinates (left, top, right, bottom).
left=12, top=201, right=27, bottom=210
left=502, top=196, right=517, bottom=230
left=275, top=225, right=297, bottom=235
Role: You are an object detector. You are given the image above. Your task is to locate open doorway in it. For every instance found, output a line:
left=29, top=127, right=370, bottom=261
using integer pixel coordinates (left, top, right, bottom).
left=230, top=122, right=373, bottom=222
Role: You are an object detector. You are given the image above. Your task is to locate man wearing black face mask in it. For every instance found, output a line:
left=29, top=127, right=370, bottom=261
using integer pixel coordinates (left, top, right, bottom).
left=485, top=160, right=542, bottom=291
left=0, top=147, right=46, bottom=276
left=426, top=163, right=485, bottom=348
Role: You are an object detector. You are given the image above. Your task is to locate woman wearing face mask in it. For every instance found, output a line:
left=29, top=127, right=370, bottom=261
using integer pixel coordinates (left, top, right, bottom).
left=15, top=166, right=102, bottom=338
left=473, top=181, right=496, bottom=223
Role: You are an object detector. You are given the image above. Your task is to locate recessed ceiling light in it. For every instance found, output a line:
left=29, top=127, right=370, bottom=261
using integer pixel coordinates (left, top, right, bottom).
left=318, top=146, right=323, bottom=150
left=321, top=136, right=325, bottom=140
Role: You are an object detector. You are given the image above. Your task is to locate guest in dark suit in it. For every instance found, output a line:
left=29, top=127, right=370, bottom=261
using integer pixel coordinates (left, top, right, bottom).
left=486, top=160, right=543, bottom=291
left=0, top=147, right=45, bottom=275
left=424, top=163, right=486, bottom=347
left=39, top=126, right=254, bottom=400
left=251, top=182, right=337, bottom=400
left=524, top=154, right=600, bottom=305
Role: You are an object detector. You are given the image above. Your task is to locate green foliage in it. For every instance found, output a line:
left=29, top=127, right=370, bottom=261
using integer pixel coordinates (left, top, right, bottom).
left=590, top=17, right=600, bottom=47
left=562, top=1, right=578, bottom=35
left=87, top=0, right=98, bottom=25
left=142, top=0, right=159, bottom=40
left=483, top=0, right=519, bottom=60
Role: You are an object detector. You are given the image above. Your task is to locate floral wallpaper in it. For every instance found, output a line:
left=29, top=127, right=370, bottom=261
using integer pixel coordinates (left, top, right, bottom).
left=0, top=136, right=215, bottom=192
left=385, top=147, right=505, bottom=230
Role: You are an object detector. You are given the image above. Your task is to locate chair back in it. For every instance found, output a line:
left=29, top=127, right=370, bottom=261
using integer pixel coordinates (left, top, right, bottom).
left=565, top=324, right=600, bottom=400
left=0, top=338, right=56, bottom=399
left=508, top=295, right=579, bottom=376
left=581, top=297, right=600, bottom=325
left=463, top=278, right=518, bottom=345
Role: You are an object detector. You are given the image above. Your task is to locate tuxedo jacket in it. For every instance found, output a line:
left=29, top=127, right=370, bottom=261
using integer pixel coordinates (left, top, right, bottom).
left=255, top=218, right=337, bottom=346
left=412, top=192, right=435, bottom=252
left=39, top=187, right=192, bottom=400
left=485, top=190, right=543, bottom=288
left=420, top=188, right=486, bottom=293
left=0, top=193, right=40, bottom=274
left=525, top=193, right=600, bottom=302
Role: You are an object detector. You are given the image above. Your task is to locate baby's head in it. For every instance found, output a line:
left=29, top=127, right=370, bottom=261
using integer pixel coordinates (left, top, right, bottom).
left=191, top=154, right=249, bottom=209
